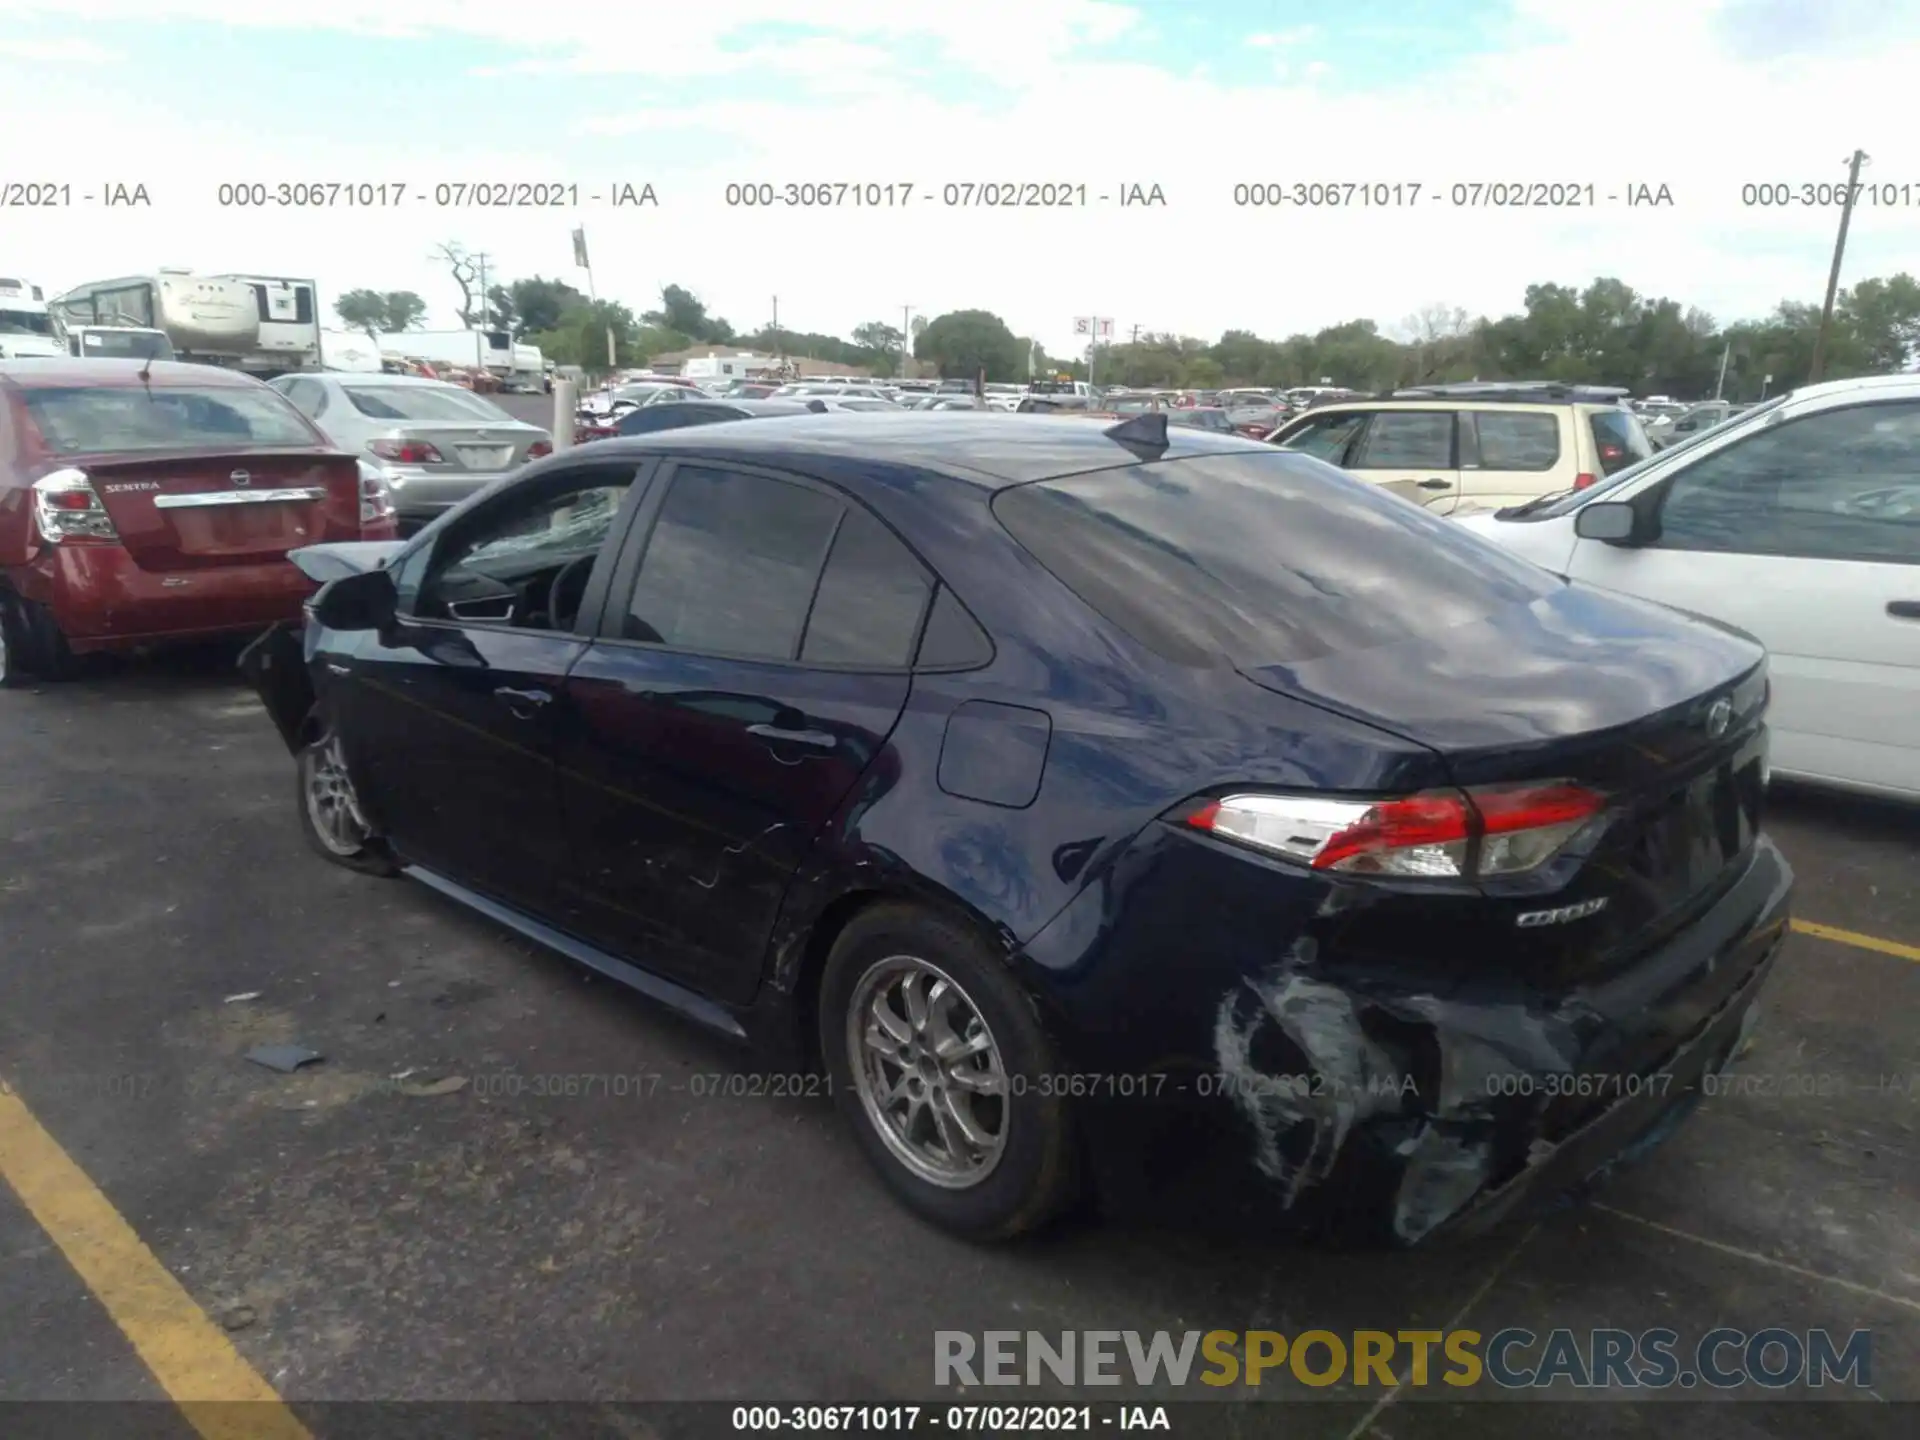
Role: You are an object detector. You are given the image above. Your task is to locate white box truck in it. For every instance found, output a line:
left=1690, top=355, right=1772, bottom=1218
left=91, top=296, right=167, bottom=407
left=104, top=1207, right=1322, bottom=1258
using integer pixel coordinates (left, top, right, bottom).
left=392, top=329, right=515, bottom=378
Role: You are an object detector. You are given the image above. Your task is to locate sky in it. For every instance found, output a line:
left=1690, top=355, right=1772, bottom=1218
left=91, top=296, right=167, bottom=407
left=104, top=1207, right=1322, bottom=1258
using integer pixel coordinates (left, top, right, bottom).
left=3, top=0, right=1918, bottom=357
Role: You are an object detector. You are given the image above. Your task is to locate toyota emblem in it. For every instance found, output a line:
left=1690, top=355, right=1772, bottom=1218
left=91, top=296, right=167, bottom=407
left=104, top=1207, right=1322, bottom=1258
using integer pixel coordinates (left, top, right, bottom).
left=1706, top=698, right=1732, bottom=738
left=230, top=469, right=251, bottom=487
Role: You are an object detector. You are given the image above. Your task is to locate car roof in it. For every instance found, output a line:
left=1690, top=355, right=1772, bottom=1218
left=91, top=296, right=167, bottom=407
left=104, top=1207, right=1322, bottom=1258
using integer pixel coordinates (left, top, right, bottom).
left=0, top=359, right=264, bottom=392
left=652, top=398, right=813, bottom=415
left=319, top=372, right=462, bottom=388
left=586, top=411, right=1269, bottom=489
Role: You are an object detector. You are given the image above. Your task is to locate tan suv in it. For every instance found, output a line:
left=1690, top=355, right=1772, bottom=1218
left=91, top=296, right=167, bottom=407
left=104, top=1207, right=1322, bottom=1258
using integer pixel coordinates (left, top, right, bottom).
left=1267, top=383, right=1653, bottom=516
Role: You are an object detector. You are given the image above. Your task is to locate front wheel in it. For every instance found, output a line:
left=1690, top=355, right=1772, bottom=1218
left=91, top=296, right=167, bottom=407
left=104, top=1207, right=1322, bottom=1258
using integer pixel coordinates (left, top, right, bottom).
left=295, top=724, right=398, bottom=875
left=820, top=904, right=1079, bottom=1239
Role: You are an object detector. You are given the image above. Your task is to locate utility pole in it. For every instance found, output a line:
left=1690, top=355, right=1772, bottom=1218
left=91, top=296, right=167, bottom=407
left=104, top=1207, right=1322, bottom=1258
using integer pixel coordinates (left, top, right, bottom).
left=771, top=295, right=780, bottom=359
left=901, top=304, right=912, bottom=378
left=1130, top=324, right=1140, bottom=343
left=472, top=252, right=491, bottom=330
left=1808, top=149, right=1868, bottom=384
left=1713, top=341, right=1731, bottom=401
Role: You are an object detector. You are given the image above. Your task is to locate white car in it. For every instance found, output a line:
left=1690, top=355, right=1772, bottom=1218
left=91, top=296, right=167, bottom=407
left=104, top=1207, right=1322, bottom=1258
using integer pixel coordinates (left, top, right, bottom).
left=1458, top=373, right=1920, bottom=802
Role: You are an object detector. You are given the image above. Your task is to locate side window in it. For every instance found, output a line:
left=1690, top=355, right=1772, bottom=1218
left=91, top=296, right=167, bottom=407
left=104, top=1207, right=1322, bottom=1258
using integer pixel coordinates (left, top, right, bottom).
left=1352, top=411, right=1454, bottom=470
left=1655, top=402, right=1920, bottom=564
left=624, top=466, right=841, bottom=659
left=916, top=587, right=993, bottom=668
left=800, top=507, right=933, bottom=667
left=281, top=380, right=323, bottom=418
left=1470, top=411, right=1560, bottom=470
left=413, top=475, right=634, bottom=625
left=1279, top=411, right=1367, bottom=463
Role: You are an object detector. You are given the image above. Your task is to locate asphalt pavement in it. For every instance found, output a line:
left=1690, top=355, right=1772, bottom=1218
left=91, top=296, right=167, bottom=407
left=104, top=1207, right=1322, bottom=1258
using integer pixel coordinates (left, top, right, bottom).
left=0, top=650, right=1913, bottom=1438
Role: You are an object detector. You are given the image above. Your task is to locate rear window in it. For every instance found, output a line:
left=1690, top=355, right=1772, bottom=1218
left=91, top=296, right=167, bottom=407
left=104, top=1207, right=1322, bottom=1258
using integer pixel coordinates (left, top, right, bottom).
left=1587, top=408, right=1653, bottom=474
left=21, top=385, right=317, bottom=453
left=344, top=385, right=508, bottom=422
left=992, top=452, right=1559, bottom=666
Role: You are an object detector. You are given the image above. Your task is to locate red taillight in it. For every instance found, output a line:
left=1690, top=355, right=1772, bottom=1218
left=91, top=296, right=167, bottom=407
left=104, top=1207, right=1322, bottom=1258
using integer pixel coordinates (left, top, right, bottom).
left=1573, top=472, right=1598, bottom=489
left=527, top=440, right=552, bottom=459
left=368, top=439, right=444, bottom=464
left=42, top=490, right=95, bottom=511
left=32, top=468, right=120, bottom=543
left=1184, top=782, right=1606, bottom=879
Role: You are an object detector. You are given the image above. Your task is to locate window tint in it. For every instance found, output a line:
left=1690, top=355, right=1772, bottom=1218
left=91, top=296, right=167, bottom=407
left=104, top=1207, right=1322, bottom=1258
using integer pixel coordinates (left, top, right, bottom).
left=800, top=507, right=932, bottom=666
left=345, top=385, right=509, bottom=422
left=625, top=466, right=841, bottom=658
left=1472, top=411, right=1560, bottom=470
left=1278, top=411, right=1366, bottom=463
left=1655, top=402, right=1920, bottom=565
left=1353, top=411, right=1453, bottom=469
left=993, top=451, right=1557, bottom=666
left=1587, top=409, right=1653, bottom=474
left=916, top=587, right=994, bottom=668
left=21, top=385, right=316, bottom=453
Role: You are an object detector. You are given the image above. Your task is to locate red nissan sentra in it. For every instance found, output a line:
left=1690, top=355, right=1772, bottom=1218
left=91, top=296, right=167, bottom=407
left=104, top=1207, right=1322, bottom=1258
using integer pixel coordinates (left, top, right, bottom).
left=0, top=359, right=396, bottom=683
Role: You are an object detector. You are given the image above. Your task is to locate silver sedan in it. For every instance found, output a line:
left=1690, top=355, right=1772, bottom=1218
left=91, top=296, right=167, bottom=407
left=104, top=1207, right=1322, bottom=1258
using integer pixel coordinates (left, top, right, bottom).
left=272, top=372, right=552, bottom=528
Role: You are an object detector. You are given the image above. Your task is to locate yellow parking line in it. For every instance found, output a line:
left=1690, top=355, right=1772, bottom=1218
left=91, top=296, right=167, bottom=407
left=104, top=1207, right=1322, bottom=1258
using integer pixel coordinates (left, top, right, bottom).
left=0, top=1086, right=310, bottom=1440
left=1792, top=919, right=1920, bottom=964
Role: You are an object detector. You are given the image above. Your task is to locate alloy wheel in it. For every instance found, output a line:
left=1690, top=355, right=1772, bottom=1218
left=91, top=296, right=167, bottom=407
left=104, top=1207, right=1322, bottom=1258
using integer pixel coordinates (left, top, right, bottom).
left=847, top=955, right=1010, bottom=1188
left=303, top=735, right=373, bottom=856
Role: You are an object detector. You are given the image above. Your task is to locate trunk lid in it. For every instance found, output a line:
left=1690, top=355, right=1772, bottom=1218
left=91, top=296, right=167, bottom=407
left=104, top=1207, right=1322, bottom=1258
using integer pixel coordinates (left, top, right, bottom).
left=1236, top=583, right=1771, bottom=984
left=79, top=450, right=362, bottom=571
left=377, top=422, right=543, bottom=474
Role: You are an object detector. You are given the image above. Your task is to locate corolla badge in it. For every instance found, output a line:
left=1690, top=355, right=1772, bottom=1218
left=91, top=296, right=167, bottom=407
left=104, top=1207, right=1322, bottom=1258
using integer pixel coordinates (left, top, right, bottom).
left=1515, top=897, right=1609, bottom=928
left=1706, top=698, right=1732, bottom=737
left=230, top=469, right=251, bottom=486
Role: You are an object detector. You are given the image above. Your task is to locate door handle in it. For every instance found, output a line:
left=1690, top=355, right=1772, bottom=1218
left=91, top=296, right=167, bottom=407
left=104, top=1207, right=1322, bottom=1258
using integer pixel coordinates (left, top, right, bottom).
left=1418, top=478, right=1453, bottom=490
left=494, top=686, right=552, bottom=714
left=746, top=723, right=837, bottom=749
left=1890, top=601, right=1920, bottom=620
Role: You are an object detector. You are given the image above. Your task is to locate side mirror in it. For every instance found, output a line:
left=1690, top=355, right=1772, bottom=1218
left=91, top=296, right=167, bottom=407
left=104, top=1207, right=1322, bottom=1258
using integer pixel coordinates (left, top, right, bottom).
left=311, top=567, right=397, bottom=632
left=1573, top=501, right=1640, bottom=544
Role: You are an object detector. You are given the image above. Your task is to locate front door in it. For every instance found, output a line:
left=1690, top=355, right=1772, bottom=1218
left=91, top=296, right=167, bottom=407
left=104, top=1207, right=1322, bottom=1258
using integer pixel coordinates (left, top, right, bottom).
left=558, top=461, right=928, bottom=1005
left=337, top=465, right=645, bottom=913
left=1567, top=397, right=1920, bottom=796
left=1344, top=409, right=1461, bottom=514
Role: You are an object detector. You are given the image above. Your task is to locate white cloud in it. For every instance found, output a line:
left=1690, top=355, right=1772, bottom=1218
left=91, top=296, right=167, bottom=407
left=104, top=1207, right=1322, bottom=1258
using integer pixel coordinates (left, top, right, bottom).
left=1, top=0, right=1916, bottom=357
left=0, top=37, right=123, bottom=63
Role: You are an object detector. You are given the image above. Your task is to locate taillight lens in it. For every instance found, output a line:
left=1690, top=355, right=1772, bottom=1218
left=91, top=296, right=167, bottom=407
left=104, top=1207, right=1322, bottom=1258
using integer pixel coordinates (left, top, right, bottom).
left=356, top=460, right=394, bottom=526
left=368, top=438, right=444, bottom=464
left=1184, top=781, right=1605, bottom=879
left=1573, top=472, right=1599, bottom=489
left=527, top=440, right=553, bottom=459
left=32, top=468, right=120, bottom=543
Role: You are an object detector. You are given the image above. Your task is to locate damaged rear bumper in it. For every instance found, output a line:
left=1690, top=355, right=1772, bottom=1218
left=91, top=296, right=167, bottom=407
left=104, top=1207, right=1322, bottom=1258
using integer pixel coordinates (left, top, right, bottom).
left=1025, top=834, right=1793, bottom=1246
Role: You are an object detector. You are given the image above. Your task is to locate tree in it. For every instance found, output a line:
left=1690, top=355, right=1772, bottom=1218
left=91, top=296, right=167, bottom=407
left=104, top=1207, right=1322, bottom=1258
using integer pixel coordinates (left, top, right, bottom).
left=644, top=284, right=734, bottom=345
left=382, top=291, right=426, bottom=332
left=916, top=309, right=1024, bottom=382
left=334, top=288, right=390, bottom=341
left=524, top=299, right=642, bottom=374
left=332, top=288, right=426, bottom=339
left=852, top=321, right=905, bottom=377
left=430, top=241, right=480, bottom=327
left=508, top=276, right=590, bottom=336
left=484, top=284, right=516, bottom=331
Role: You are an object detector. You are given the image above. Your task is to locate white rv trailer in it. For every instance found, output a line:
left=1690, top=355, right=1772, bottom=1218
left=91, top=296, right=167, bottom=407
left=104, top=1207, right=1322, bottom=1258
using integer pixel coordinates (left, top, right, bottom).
left=52, top=270, right=263, bottom=369
left=394, top=328, right=515, bottom=377
left=0, top=276, right=63, bottom=359
left=215, top=274, right=323, bottom=373
left=319, top=327, right=384, bottom=373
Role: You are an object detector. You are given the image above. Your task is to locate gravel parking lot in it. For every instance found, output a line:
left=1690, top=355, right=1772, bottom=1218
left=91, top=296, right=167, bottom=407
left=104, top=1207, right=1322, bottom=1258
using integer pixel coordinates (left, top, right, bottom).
left=0, top=651, right=1914, bottom=1436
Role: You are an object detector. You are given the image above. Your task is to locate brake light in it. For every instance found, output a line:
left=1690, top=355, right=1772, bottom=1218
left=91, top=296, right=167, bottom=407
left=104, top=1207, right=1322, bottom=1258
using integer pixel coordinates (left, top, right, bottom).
left=31, top=468, right=120, bottom=543
left=356, top=462, right=394, bottom=526
left=1184, top=781, right=1606, bottom=879
left=368, top=439, right=444, bottom=464
left=1573, top=473, right=1598, bottom=489
left=527, top=440, right=552, bottom=459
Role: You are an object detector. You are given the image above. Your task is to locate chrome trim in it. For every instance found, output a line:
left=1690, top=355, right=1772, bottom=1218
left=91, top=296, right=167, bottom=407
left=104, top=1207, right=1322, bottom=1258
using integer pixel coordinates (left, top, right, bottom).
left=153, top=487, right=326, bottom=509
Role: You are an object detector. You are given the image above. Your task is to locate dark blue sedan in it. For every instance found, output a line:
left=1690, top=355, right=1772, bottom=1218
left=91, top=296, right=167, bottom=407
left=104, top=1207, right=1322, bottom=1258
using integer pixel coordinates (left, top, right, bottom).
left=241, top=412, right=1792, bottom=1243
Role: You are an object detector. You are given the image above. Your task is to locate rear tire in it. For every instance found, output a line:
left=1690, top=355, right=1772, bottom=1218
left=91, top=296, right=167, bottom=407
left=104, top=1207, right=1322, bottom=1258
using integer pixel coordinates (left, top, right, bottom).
left=295, top=719, right=399, bottom=876
left=819, top=903, right=1079, bottom=1240
left=0, top=593, right=29, bottom=688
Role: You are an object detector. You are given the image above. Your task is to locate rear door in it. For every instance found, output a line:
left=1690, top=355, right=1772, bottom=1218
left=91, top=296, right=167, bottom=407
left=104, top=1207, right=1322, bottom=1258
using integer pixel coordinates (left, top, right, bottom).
left=1567, top=395, right=1920, bottom=797
left=1458, top=407, right=1568, bottom=513
left=1344, top=409, right=1461, bottom=513
left=557, top=460, right=928, bottom=1004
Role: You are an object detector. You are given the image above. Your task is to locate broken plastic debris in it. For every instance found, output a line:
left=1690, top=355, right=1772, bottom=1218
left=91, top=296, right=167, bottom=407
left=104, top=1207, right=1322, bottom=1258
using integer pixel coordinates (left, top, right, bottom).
left=396, top=1075, right=469, bottom=1098
left=224, top=991, right=263, bottom=1004
left=245, top=1044, right=324, bottom=1074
